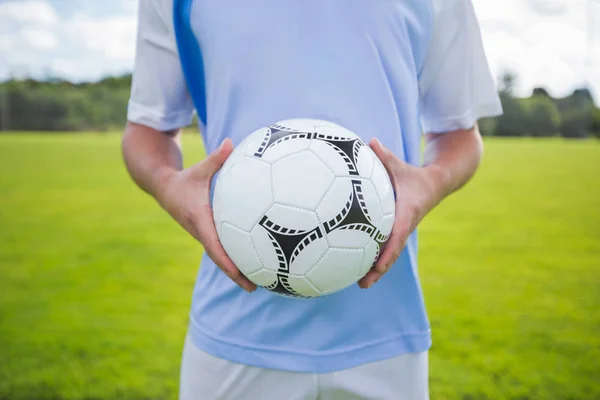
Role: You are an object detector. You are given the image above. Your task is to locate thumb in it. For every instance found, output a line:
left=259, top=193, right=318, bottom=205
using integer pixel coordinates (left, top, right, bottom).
left=369, top=138, right=402, bottom=190
left=195, top=138, right=234, bottom=179
left=369, top=138, right=391, bottom=166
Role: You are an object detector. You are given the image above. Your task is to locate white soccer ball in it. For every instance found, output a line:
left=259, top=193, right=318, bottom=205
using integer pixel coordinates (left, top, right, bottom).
left=213, top=119, right=395, bottom=298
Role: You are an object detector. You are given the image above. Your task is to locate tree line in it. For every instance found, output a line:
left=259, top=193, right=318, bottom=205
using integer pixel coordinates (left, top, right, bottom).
left=479, top=72, right=600, bottom=139
left=0, top=72, right=599, bottom=138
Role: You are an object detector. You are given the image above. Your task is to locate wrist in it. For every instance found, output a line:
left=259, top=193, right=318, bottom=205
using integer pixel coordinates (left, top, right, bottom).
left=423, top=163, right=453, bottom=204
left=152, top=167, right=179, bottom=207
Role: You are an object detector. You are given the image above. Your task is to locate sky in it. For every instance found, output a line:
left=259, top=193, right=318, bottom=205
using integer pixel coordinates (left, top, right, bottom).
left=0, top=0, right=599, bottom=103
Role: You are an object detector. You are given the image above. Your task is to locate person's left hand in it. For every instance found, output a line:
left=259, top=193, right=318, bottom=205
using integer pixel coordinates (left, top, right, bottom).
left=358, top=138, right=448, bottom=289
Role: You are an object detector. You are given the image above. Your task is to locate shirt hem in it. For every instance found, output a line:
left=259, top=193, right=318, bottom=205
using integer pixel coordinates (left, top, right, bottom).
left=126, top=100, right=194, bottom=132
left=422, top=100, right=504, bottom=134
left=186, top=320, right=432, bottom=373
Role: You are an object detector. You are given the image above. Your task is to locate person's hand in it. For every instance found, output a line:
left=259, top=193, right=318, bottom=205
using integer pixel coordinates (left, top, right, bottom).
left=358, top=138, right=447, bottom=289
left=155, top=138, right=257, bottom=292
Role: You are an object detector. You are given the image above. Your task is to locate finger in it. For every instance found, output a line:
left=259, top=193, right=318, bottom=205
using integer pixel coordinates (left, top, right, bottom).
left=194, top=138, right=234, bottom=180
left=369, top=138, right=407, bottom=181
left=357, top=221, right=409, bottom=289
left=196, top=208, right=257, bottom=292
left=373, top=221, right=408, bottom=274
left=203, top=234, right=257, bottom=292
left=368, top=138, right=391, bottom=166
left=358, top=269, right=381, bottom=289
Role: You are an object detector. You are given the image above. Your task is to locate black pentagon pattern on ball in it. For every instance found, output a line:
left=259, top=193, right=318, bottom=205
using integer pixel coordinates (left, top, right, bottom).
left=258, top=217, right=324, bottom=297
left=254, top=124, right=313, bottom=158
left=254, top=123, right=389, bottom=298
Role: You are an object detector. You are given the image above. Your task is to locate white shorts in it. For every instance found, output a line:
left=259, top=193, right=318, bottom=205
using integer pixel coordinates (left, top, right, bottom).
left=179, top=335, right=429, bottom=400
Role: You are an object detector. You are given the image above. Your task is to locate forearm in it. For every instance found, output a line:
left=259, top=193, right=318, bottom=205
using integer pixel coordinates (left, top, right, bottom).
left=121, top=122, right=183, bottom=199
left=422, top=124, right=484, bottom=201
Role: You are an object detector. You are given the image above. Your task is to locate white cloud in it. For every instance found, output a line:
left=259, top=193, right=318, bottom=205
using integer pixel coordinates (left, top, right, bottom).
left=63, top=14, right=137, bottom=60
left=0, top=35, right=14, bottom=52
left=45, top=13, right=139, bottom=81
left=525, top=0, right=569, bottom=16
left=0, top=1, right=137, bottom=81
left=0, top=0, right=59, bottom=26
left=473, top=0, right=599, bottom=102
left=21, top=28, right=58, bottom=51
left=121, top=0, right=139, bottom=15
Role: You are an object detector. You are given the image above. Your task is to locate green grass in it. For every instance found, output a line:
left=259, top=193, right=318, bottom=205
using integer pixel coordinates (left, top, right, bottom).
left=0, top=133, right=599, bottom=399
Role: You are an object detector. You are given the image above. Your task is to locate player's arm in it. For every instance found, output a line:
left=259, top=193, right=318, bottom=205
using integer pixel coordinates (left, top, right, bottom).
left=122, top=124, right=182, bottom=199
left=416, top=0, right=498, bottom=201
left=122, top=125, right=255, bottom=291
left=122, top=0, right=256, bottom=292
left=359, top=0, right=502, bottom=288
left=122, top=0, right=189, bottom=199
left=422, top=125, right=484, bottom=199
left=360, top=126, right=483, bottom=289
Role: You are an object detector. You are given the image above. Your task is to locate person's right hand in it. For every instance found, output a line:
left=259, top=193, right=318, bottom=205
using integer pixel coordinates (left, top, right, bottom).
left=154, top=138, right=257, bottom=292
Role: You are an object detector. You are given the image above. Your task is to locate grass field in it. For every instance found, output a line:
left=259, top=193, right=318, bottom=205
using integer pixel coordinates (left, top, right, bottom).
left=0, top=133, right=599, bottom=400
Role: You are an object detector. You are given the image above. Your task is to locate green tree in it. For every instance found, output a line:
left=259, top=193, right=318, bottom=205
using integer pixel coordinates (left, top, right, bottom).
left=532, top=87, right=550, bottom=98
left=478, top=117, right=497, bottom=136
left=590, top=108, right=600, bottom=139
left=559, top=108, right=590, bottom=138
left=495, top=95, right=529, bottom=137
left=494, top=71, right=529, bottom=137
left=499, top=71, right=517, bottom=96
left=0, top=75, right=133, bottom=132
left=555, top=88, right=596, bottom=138
left=526, top=94, right=561, bottom=137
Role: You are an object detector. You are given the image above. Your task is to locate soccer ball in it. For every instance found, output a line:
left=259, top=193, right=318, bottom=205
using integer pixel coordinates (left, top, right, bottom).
left=212, top=119, right=395, bottom=298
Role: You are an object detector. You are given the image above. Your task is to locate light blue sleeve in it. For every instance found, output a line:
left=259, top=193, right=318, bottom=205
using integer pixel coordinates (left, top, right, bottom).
left=127, top=0, right=195, bottom=132
left=418, top=0, right=503, bottom=134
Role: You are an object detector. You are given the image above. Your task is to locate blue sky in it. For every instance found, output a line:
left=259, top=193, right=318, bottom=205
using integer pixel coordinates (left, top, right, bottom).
left=1, top=0, right=599, bottom=102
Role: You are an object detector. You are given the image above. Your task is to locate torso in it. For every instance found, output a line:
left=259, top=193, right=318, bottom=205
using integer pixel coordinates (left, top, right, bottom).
left=177, top=0, right=434, bottom=373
